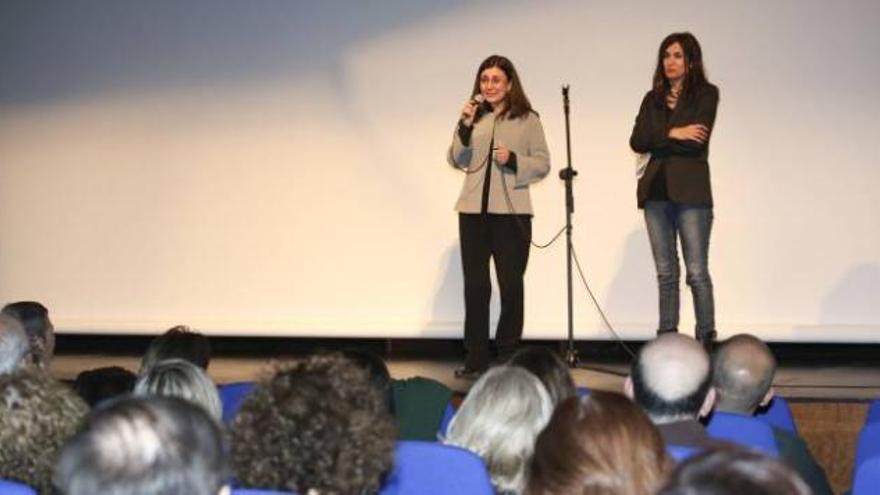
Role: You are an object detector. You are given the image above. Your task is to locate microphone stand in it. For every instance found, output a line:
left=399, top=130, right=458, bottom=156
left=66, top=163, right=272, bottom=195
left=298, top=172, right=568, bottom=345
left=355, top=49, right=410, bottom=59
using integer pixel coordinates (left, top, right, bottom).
left=559, top=85, right=579, bottom=367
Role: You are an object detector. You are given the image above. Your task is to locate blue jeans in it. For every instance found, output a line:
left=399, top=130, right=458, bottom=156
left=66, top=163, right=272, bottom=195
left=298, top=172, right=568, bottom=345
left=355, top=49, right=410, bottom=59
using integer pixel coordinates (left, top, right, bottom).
left=644, top=201, right=715, bottom=338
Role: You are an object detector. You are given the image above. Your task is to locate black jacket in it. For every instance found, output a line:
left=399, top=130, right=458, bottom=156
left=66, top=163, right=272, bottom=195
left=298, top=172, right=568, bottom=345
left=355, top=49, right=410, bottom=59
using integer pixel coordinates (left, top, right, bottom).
left=630, top=83, right=719, bottom=208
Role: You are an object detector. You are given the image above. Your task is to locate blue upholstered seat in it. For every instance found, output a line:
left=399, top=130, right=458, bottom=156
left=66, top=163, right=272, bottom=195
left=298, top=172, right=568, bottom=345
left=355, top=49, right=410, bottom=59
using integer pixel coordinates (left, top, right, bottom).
left=706, top=411, right=780, bottom=457
left=667, top=444, right=701, bottom=462
left=218, top=381, right=257, bottom=423
left=865, top=398, right=880, bottom=426
left=379, top=440, right=494, bottom=495
left=853, top=456, right=880, bottom=495
left=754, top=396, right=798, bottom=434
left=0, top=480, right=37, bottom=495
left=437, top=401, right=456, bottom=438
left=855, top=423, right=880, bottom=470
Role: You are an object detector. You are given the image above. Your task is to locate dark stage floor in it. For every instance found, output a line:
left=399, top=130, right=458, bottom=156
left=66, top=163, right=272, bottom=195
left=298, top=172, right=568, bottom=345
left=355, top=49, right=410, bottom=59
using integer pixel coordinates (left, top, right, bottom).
left=52, top=335, right=880, bottom=400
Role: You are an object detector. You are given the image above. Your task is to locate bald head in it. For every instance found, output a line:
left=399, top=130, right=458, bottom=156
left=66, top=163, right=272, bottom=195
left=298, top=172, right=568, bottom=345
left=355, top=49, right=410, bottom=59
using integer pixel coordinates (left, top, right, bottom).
left=713, top=334, right=776, bottom=414
left=630, top=334, right=713, bottom=422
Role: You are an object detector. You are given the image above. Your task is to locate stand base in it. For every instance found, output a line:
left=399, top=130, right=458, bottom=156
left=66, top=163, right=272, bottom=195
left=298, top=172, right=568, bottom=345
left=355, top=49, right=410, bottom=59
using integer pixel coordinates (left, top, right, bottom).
left=564, top=347, right=580, bottom=368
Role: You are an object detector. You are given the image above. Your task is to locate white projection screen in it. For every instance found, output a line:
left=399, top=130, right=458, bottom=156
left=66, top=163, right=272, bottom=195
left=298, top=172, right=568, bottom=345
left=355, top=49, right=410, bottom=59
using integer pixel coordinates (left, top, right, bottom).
left=1, top=1, right=878, bottom=341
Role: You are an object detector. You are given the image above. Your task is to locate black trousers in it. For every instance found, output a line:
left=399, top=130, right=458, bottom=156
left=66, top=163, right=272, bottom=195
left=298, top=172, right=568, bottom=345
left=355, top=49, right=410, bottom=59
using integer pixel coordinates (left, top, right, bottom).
left=459, top=213, right=531, bottom=370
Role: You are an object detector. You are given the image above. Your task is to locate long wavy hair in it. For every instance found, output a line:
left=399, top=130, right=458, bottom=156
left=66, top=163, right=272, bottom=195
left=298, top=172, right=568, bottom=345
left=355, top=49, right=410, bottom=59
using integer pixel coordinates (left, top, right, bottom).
left=651, top=32, right=710, bottom=102
left=470, top=54, right=534, bottom=121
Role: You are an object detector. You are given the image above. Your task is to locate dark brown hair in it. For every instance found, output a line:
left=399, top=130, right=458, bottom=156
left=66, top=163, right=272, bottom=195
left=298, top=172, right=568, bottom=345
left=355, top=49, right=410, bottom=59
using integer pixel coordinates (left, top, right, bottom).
left=140, top=325, right=211, bottom=374
left=470, top=54, right=534, bottom=121
left=651, top=32, right=710, bottom=102
left=509, top=347, right=576, bottom=406
left=658, top=446, right=811, bottom=495
left=527, top=391, right=671, bottom=495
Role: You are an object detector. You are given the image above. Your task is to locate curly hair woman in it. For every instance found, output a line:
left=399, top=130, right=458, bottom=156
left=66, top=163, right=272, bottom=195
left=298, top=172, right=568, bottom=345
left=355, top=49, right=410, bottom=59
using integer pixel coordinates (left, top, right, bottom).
left=0, top=369, right=88, bottom=493
left=230, top=353, right=396, bottom=494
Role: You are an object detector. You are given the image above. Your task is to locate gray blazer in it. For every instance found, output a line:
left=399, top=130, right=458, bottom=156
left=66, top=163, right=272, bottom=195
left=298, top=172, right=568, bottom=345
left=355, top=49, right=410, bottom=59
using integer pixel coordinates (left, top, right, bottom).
left=447, top=112, right=550, bottom=215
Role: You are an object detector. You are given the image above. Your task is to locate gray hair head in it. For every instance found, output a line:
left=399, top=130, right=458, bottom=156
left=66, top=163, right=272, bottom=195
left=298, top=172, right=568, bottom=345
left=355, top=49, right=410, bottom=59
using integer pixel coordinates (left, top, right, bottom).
left=444, top=366, right=553, bottom=494
left=54, top=395, right=228, bottom=495
left=631, top=333, right=713, bottom=423
left=134, top=359, right=222, bottom=421
left=0, top=316, right=29, bottom=374
left=1, top=302, right=54, bottom=368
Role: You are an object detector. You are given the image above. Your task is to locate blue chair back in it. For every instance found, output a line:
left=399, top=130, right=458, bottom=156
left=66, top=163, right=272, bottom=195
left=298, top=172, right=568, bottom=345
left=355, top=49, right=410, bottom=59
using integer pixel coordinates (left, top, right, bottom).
left=218, top=381, right=257, bottom=423
left=0, top=480, right=37, bottom=495
left=853, top=456, right=880, bottom=495
left=855, top=423, right=880, bottom=470
left=379, top=441, right=494, bottom=495
left=437, top=401, right=456, bottom=438
left=866, top=399, right=880, bottom=426
left=706, top=411, right=779, bottom=457
left=667, top=444, right=700, bottom=462
left=754, top=396, right=798, bottom=434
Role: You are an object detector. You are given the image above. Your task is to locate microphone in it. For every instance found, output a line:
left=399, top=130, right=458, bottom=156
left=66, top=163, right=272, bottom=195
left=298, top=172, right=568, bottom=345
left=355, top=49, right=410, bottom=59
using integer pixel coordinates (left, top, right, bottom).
left=471, top=94, right=491, bottom=119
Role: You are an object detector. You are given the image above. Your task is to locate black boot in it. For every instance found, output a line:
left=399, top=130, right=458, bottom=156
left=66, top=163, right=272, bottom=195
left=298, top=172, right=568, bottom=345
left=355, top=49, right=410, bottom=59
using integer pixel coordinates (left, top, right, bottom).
left=698, top=331, right=717, bottom=355
left=454, top=366, right=486, bottom=381
left=656, top=327, right=678, bottom=336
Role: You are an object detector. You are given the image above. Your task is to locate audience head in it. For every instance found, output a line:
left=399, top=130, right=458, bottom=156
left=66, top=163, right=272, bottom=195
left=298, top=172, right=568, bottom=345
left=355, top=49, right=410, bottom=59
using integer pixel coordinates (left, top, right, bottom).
left=74, top=366, right=137, bottom=407
left=342, top=347, right=393, bottom=413
left=509, top=346, right=577, bottom=406
left=140, top=325, right=211, bottom=374
left=445, top=365, right=554, bottom=494
left=1, top=301, right=55, bottom=368
left=0, top=369, right=88, bottom=493
left=527, top=391, right=671, bottom=495
left=657, top=445, right=811, bottom=495
left=134, top=358, right=222, bottom=420
left=712, top=334, right=776, bottom=414
left=626, top=333, right=715, bottom=424
left=231, top=353, right=395, bottom=494
left=54, top=396, right=229, bottom=495
left=0, top=315, right=29, bottom=373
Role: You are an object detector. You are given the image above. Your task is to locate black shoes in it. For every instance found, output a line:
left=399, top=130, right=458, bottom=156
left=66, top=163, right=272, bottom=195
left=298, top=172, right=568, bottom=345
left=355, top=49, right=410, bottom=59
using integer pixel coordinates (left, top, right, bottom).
left=454, top=366, right=486, bottom=381
left=698, top=331, right=717, bottom=355
left=656, top=328, right=715, bottom=354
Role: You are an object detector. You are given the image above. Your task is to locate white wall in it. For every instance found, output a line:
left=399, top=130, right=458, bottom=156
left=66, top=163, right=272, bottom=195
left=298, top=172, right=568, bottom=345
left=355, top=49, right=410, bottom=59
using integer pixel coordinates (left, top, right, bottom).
left=1, top=0, right=878, bottom=341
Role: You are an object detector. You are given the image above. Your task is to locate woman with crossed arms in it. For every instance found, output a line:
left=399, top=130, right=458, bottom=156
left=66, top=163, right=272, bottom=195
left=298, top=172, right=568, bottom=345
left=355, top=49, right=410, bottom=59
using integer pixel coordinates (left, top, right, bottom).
left=630, top=32, right=719, bottom=351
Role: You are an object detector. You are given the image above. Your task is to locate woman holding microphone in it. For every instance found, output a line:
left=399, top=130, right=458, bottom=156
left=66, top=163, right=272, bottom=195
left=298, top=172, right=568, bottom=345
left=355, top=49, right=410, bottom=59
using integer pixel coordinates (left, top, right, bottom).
left=447, top=55, right=551, bottom=378
left=630, top=33, right=719, bottom=351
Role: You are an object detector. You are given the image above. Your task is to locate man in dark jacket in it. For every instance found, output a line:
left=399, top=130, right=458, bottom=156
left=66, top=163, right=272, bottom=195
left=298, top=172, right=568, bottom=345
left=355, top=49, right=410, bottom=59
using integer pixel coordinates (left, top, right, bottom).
left=712, top=334, right=832, bottom=495
left=626, top=333, right=717, bottom=448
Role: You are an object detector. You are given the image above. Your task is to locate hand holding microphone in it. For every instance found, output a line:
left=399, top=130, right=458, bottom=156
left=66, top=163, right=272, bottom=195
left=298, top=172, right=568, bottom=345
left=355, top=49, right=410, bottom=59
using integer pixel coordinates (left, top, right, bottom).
left=460, top=94, right=486, bottom=127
